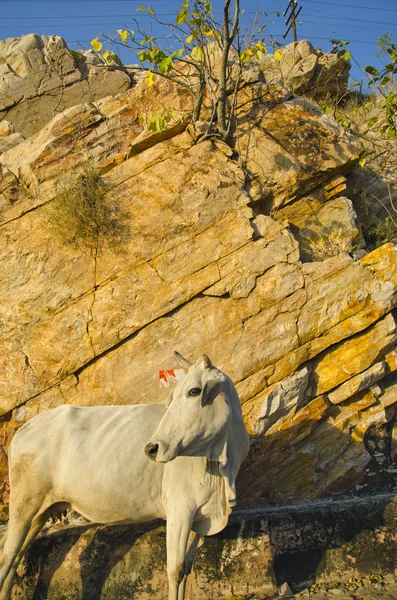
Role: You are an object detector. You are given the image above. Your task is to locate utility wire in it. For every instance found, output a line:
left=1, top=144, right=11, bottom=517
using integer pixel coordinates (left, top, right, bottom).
left=3, top=16, right=397, bottom=32
left=2, top=7, right=396, bottom=26
left=64, top=35, right=379, bottom=45
left=303, top=6, right=397, bottom=26
left=3, top=10, right=396, bottom=28
left=301, top=0, right=397, bottom=13
left=0, top=10, right=280, bottom=18
left=303, top=16, right=397, bottom=31
left=1, top=0, right=397, bottom=8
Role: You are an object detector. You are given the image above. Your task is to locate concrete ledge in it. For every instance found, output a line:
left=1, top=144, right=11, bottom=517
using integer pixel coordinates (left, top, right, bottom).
left=6, top=493, right=397, bottom=599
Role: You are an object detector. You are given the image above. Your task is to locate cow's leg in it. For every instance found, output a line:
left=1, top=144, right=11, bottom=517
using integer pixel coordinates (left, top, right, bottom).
left=0, top=509, right=50, bottom=600
left=0, top=471, right=49, bottom=600
left=0, top=514, right=33, bottom=596
left=177, top=531, right=200, bottom=600
left=166, top=511, right=194, bottom=600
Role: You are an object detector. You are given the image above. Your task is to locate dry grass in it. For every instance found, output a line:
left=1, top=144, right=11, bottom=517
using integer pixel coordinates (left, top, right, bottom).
left=46, top=166, right=131, bottom=253
left=307, top=90, right=397, bottom=250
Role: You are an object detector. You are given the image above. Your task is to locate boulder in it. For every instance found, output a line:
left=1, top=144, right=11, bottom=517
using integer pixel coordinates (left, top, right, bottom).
left=0, top=34, right=131, bottom=137
left=256, top=40, right=350, bottom=99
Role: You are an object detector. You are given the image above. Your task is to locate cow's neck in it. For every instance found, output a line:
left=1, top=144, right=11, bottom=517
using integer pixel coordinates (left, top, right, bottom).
left=162, top=456, right=230, bottom=535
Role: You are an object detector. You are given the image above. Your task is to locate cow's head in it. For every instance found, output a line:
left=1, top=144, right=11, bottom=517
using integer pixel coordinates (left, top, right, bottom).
left=145, top=352, right=249, bottom=507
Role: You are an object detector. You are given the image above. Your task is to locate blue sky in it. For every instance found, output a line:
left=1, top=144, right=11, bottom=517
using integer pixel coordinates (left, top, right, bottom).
left=1, top=0, right=396, bottom=85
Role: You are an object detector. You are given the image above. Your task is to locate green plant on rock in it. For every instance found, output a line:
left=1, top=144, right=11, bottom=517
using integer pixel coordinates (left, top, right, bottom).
left=46, top=167, right=130, bottom=253
left=330, top=39, right=351, bottom=63
left=377, top=31, right=393, bottom=59
left=365, top=217, right=397, bottom=250
left=90, top=0, right=270, bottom=143
left=364, top=42, right=397, bottom=138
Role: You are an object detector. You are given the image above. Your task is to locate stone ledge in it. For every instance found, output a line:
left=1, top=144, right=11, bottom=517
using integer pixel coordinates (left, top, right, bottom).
left=4, top=493, right=397, bottom=599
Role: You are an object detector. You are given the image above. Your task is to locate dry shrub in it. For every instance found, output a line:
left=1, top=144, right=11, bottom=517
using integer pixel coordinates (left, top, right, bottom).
left=46, top=167, right=130, bottom=253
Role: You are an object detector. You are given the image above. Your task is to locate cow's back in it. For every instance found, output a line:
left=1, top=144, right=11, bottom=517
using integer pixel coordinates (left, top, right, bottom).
left=10, top=404, right=168, bottom=524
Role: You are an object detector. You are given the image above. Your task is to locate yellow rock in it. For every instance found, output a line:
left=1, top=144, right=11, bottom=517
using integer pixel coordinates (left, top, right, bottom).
left=313, top=313, right=397, bottom=397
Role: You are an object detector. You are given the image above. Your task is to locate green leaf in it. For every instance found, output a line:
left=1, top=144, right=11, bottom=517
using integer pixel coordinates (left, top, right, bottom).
left=148, top=114, right=166, bottom=132
left=365, top=65, right=380, bottom=76
left=176, top=11, right=188, bottom=24
left=385, top=93, right=395, bottom=113
left=367, top=117, right=378, bottom=128
left=159, top=56, right=174, bottom=73
left=141, top=36, right=156, bottom=45
left=148, top=117, right=158, bottom=132
left=105, top=52, right=118, bottom=63
left=381, top=76, right=392, bottom=87
left=185, top=35, right=194, bottom=44
left=90, top=37, right=103, bottom=52
left=343, top=51, right=351, bottom=62
left=69, top=50, right=80, bottom=58
left=192, top=46, right=205, bottom=61
left=359, top=156, right=367, bottom=168
left=176, top=0, right=189, bottom=25
left=138, top=50, right=151, bottom=62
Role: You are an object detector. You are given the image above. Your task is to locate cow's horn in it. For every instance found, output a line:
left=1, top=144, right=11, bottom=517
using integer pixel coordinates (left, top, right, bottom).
left=174, top=351, right=192, bottom=370
left=203, top=355, right=213, bottom=369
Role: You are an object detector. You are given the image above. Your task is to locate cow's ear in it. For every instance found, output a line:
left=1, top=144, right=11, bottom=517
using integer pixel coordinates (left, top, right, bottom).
left=174, top=351, right=192, bottom=370
left=201, top=380, right=224, bottom=407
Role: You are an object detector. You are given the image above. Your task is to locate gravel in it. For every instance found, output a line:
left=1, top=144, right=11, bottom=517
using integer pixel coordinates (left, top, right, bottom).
left=230, top=574, right=397, bottom=600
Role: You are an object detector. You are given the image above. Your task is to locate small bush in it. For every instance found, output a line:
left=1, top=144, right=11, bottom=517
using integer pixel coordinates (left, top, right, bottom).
left=364, top=217, right=397, bottom=250
left=46, top=167, right=130, bottom=253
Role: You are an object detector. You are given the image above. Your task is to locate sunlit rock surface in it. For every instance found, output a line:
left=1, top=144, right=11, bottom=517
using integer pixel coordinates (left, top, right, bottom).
left=0, top=36, right=396, bottom=526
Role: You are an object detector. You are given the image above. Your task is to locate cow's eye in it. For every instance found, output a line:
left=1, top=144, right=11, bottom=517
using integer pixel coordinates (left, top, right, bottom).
left=188, top=388, right=202, bottom=397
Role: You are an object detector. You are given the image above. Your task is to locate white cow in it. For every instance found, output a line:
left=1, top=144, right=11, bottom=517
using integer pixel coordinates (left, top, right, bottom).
left=0, top=353, right=249, bottom=600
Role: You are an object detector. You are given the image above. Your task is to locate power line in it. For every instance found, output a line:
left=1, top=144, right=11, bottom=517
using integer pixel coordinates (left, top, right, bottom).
left=302, top=16, right=397, bottom=32
left=302, top=35, right=378, bottom=45
left=0, top=0, right=188, bottom=2
left=1, top=10, right=280, bottom=18
left=64, top=35, right=379, bottom=45
left=2, top=13, right=396, bottom=32
left=303, top=7, right=397, bottom=26
left=2, top=7, right=396, bottom=26
left=302, top=0, right=397, bottom=13
left=3, top=0, right=396, bottom=10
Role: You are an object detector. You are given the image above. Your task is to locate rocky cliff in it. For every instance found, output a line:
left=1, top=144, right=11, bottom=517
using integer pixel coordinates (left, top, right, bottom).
left=0, top=36, right=396, bottom=521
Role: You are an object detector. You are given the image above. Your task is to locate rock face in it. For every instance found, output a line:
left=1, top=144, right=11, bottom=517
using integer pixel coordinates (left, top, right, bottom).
left=0, top=34, right=131, bottom=138
left=0, top=35, right=396, bottom=529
